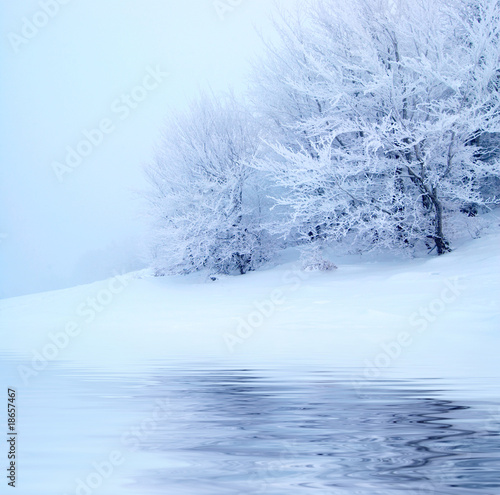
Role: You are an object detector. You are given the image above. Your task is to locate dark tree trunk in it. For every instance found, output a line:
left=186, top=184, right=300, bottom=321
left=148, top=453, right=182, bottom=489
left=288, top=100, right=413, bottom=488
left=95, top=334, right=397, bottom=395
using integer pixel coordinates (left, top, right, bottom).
left=429, top=189, right=451, bottom=255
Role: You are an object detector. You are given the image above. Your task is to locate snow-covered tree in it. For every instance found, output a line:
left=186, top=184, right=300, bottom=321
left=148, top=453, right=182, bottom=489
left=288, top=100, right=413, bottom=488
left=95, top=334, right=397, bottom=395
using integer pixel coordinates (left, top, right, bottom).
left=255, top=0, right=500, bottom=255
left=145, top=94, right=272, bottom=276
left=250, top=8, right=329, bottom=156
left=249, top=8, right=335, bottom=248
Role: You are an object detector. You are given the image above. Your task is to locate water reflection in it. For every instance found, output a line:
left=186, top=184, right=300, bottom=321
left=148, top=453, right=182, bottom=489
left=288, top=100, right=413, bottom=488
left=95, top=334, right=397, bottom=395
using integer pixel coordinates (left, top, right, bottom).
left=4, top=359, right=500, bottom=494
left=129, top=366, right=500, bottom=494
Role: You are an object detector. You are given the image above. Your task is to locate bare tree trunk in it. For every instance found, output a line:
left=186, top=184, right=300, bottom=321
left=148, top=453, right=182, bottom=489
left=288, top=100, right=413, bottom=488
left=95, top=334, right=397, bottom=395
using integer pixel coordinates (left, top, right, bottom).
left=407, top=146, right=452, bottom=255
left=429, top=189, right=451, bottom=255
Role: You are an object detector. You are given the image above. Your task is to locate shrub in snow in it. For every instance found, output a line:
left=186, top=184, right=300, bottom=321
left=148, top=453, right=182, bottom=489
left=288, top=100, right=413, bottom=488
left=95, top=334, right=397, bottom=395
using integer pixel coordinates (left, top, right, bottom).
left=300, top=242, right=337, bottom=272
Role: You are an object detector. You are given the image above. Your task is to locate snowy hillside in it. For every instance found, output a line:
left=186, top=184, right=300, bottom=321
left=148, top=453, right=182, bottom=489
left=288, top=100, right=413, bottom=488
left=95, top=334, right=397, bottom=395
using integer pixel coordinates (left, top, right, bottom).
left=2, top=223, right=499, bottom=384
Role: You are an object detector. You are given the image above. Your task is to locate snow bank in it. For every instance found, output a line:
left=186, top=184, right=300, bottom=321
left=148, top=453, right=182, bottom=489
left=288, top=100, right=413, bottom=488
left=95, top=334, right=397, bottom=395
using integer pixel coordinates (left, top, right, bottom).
left=2, top=226, right=499, bottom=382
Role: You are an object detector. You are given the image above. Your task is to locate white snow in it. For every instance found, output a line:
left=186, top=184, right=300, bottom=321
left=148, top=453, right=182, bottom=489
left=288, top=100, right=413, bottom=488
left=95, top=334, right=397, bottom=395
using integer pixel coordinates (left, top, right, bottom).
left=1, top=225, right=499, bottom=495
left=2, top=223, right=499, bottom=381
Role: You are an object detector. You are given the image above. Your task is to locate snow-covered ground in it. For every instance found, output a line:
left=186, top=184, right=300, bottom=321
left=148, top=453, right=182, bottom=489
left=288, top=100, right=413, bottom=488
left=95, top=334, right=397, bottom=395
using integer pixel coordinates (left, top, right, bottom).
left=2, top=220, right=499, bottom=382
left=1, top=220, right=499, bottom=495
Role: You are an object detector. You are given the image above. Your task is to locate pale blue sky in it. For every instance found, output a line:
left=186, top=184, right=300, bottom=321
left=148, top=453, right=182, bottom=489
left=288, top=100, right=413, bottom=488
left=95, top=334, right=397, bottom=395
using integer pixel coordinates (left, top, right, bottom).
left=0, top=0, right=300, bottom=298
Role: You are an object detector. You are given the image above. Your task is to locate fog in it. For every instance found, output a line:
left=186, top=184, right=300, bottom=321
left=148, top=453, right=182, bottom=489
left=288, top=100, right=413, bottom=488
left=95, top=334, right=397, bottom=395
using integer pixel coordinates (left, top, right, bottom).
left=0, top=0, right=297, bottom=298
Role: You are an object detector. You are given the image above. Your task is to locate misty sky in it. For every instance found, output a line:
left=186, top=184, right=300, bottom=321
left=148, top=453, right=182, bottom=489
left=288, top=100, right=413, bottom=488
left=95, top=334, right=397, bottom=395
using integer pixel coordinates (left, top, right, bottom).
left=0, top=0, right=300, bottom=298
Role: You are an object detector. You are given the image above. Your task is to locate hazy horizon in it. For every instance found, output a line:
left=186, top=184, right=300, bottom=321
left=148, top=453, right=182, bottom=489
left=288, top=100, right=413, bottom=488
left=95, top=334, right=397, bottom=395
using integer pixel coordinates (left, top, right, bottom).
left=0, top=0, right=300, bottom=298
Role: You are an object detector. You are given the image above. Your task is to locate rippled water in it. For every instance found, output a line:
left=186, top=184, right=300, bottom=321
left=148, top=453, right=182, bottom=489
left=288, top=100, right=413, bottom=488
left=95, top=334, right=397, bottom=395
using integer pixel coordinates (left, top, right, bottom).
left=3, top=358, right=500, bottom=494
